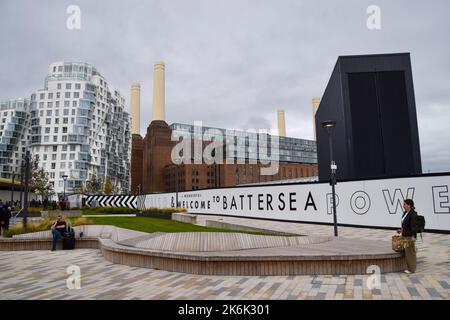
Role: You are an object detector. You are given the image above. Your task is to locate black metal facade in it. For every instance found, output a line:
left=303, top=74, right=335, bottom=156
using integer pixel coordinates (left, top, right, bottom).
left=315, top=53, right=422, bottom=181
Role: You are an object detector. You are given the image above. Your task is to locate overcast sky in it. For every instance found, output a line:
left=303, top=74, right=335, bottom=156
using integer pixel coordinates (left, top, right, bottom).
left=0, top=0, right=449, bottom=172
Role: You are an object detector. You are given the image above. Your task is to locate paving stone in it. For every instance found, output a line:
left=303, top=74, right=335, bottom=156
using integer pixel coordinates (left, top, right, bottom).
left=1, top=215, right=449, bottom=300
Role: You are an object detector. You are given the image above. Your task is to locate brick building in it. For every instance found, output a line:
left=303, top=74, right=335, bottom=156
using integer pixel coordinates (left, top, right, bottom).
left=131, top=62, right=318, bottom=194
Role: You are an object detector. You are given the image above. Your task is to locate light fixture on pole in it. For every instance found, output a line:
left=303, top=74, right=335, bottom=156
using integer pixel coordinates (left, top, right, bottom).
left=62, top=175, right=68, bottom=200
left=10, top=172, right=15, bottom=206
left=321, top=120, right=338, bottom=237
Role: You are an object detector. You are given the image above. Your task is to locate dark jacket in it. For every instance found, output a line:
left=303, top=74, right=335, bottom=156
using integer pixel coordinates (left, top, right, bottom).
left=401, top=210, right=418, bottom=238
left=0, top=206, right=9, bottom=224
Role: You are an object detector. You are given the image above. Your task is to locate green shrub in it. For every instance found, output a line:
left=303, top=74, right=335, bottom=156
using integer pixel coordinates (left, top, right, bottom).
left=26, top=207, right=43, bottom=214
left=140, top=207, right=188, bottom=215
left=89, top=206, right=139, bottom=214
left=2, top=217, right=93, bottom=238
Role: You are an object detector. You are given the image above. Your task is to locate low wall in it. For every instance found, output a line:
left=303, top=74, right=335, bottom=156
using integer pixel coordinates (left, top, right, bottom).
left=172, top=213, right=197, bottom=224
left=0, top=238, right=99, bottom=251
left=0, top=225, right=407, bottom=275
left=205, top=220, right=298, bottom=236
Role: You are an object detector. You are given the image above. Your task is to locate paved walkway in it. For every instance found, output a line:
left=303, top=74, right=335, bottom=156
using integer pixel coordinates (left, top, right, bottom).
left=0, top=214, right=449, bottom=300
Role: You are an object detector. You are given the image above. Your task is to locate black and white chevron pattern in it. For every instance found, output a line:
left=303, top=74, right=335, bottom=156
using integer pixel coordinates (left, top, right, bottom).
left=136, top=195, right=146, bottom=210
left=85, top=195, right=137, bottom=209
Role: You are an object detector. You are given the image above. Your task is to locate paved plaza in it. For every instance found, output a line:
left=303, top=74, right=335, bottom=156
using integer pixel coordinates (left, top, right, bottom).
left=0, top=215, right=449, bottom=300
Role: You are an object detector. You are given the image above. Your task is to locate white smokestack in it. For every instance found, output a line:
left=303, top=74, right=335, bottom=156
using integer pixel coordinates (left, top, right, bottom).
left=130, top=83, right=141, bottom=135
left=152, top=61, right=165, bottom=121
left=312, top=97, right=321, bottom=140
left=277, top=109, right=286, bottom=137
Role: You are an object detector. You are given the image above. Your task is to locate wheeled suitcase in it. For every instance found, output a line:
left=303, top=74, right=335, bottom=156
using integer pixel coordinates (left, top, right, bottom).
left=62, top=226, right=75, bottom=250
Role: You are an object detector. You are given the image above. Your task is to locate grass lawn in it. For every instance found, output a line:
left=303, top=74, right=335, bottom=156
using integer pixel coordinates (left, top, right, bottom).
left=87, top=216, right=272, bottom=235
left=82, top=209, right=138, bottom=215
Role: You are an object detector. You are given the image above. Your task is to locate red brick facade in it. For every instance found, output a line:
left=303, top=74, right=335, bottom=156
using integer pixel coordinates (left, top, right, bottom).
left=130, top=134, right=144, bottom=194
left=133, top=121, right=318, bottom=193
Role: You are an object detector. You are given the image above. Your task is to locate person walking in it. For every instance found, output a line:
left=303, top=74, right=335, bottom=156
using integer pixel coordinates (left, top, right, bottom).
left=398, top=199, right=418, bottom=274
left=0, top=205, right=11, bottom=236
left=43, top=197, right=49, bottom=210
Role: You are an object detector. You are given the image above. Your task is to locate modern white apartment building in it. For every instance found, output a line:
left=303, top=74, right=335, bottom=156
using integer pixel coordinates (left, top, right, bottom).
left=0, top=98, right=31, bottom=179
left=29, top=62, right=131, bottom=195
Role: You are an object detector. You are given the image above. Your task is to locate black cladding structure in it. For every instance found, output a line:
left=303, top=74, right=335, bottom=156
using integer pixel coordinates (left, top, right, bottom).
left=315, top=53, right=422, bottom=181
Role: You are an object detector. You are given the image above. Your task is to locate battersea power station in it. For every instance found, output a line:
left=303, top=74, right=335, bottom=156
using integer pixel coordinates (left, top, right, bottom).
left=130, top=62, right=318, bottom=194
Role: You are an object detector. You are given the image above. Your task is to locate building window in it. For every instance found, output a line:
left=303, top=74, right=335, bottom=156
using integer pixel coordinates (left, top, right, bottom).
left=55, top=101, right=60, bottom=108
left=40, top=93, right=45, bottom=99
left=61, top=154, right=66, bottom=160
left=64, top=101, right=70, bottom=107
left=46, top=110, right=52, bottom=116
left=57, top=83, right=61, bottom=90
left=74, top=92, right=79, bottom=98
left=69, top=154, right=75, bottom=160
left=63, top=127, right=67, bottom=133
left=51, top=163, right=56, bottom=169
left=66, top=83, right=72, bottom=90
left=47, top=102, right=53, bottom=108
left=48, top=93, right=53, bottom=99
left=46, top=118, right=51, bottom=124
left=65, top=92, right=71, bottom=98
left=72, top=101, right=77, bottom=107
left=75, top=83, right=81, bottom=90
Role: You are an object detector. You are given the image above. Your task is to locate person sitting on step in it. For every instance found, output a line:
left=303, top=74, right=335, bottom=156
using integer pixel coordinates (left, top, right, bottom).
left=50, top=215, right=67, bottom=251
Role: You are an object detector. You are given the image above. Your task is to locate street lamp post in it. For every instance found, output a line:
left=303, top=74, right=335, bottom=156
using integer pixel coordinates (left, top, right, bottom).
left=23, top=151, right=31, bottom=228
left=175, top=164, right=180, bottom=209
left=322, top=120, right=338, bottom=237
left=10, top=172, right=15, bottom=206
left=19, top=161, right=24, bottom=208
left=62, top=175, right=68, bottom=205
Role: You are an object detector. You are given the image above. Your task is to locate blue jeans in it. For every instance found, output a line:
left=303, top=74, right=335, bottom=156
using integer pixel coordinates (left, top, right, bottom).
left=52, top=229, right=63, bottom=250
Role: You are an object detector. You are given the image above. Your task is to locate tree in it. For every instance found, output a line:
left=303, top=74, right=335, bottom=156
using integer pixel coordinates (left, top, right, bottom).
left=29, top=155, right=53, bottom=200
left=73, top=184, right=86, bottom=195
left=104, top=176, right=114, bottom=194
left=85, top=174, right=101, bottom=194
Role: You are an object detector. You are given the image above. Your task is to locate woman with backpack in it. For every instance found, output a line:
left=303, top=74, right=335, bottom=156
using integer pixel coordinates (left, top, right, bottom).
left=398, top=199, right=418, bottom=274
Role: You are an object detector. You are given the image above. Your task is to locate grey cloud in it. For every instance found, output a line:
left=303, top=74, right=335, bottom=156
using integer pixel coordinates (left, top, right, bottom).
left=0, top=0, right=449, bottom=172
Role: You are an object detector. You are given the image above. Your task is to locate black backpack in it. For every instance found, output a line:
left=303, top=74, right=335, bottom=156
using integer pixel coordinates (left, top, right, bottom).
left=414, top=213, right=426, bottom=240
